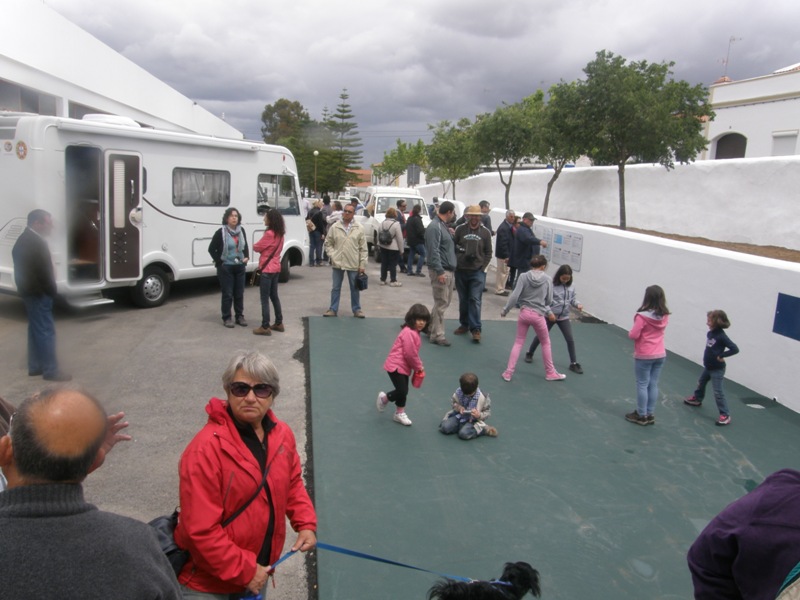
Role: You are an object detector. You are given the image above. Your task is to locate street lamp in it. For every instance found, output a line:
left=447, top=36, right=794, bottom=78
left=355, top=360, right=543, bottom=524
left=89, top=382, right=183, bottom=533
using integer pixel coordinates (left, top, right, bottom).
left=313, top=150, right=319, bottom=197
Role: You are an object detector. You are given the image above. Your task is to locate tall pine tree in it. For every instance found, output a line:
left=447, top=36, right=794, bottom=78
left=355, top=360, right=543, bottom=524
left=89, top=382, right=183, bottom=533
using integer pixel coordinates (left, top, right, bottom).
left=325, top=89, right=363, bottom=171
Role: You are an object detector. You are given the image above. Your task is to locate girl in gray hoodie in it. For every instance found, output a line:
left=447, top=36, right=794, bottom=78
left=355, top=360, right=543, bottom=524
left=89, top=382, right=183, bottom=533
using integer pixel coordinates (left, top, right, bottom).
left=500, top=255, right=566, bottom=382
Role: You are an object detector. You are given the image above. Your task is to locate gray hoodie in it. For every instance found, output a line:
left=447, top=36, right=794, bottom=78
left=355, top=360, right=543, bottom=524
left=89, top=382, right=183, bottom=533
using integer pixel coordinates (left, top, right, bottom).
left=502, top=269, right=553, bottom=317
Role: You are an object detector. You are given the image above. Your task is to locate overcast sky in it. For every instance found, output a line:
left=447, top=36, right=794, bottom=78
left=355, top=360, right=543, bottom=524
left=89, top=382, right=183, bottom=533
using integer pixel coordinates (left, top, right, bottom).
left=44, top=0, right=800, bottom=167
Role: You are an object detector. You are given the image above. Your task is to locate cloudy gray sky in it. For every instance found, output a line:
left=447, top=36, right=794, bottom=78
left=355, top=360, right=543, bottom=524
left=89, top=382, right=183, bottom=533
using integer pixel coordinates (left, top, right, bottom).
left=45, top=0, right=800, bottom=166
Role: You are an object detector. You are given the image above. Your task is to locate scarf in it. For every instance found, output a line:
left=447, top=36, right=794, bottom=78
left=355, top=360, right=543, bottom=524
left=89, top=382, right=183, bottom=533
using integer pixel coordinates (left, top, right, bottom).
left=221, top=224, right=244, bottom=264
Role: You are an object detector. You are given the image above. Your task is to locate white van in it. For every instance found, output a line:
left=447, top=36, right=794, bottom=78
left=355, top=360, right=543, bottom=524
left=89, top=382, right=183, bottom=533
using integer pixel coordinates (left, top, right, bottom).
left=0, top=112, right=308, bottom=307
left=356, top=186, right=430, bottom=260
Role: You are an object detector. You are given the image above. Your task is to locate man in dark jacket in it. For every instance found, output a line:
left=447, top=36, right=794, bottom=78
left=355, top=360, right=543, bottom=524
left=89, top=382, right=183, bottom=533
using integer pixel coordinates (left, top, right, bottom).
left=453, top=205, right=493, bottom=343
left=494, top=210, right=515, bottom=295
left=405, top=204, right=427, bottom=276
left=396, top=200, right=408, bottom=273
left=12, top=210, right=70, bottom=381
left=511, top=212, right=547, bottom=276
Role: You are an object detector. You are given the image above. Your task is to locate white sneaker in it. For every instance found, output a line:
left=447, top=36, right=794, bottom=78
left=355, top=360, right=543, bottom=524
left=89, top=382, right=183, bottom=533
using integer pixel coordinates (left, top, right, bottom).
left=376, top=391, right=389, bottom=412
left=389, top=281, right=403, bottom=287
left=546, top=373, right=567, bottom=381
left=393, top=412, right=412, bottom=426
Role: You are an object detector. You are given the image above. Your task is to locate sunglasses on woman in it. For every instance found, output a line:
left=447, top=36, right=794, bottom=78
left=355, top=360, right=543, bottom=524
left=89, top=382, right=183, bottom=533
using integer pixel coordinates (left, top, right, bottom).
left=229, top=382, right=273, bottom=398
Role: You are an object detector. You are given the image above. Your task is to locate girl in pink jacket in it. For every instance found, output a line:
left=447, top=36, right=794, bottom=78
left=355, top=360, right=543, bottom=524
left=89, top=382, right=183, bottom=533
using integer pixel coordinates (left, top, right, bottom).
left=377, top=303, right=430, bottom=426
left=626, top=285, right=670, bottom=426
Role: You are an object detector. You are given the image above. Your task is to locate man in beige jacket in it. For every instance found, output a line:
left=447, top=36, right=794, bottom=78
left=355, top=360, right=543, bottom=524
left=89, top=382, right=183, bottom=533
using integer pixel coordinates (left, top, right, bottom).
left=323, top=204, right=368, bottom=318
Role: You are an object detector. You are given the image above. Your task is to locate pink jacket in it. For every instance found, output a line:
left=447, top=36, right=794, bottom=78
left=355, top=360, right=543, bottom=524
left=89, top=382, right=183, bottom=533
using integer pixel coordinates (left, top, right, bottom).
left=629, top=311, right=669, bottom=359
left=253, top=231, right=284, bottom=274
left=383, top=326, right=423, bottom=375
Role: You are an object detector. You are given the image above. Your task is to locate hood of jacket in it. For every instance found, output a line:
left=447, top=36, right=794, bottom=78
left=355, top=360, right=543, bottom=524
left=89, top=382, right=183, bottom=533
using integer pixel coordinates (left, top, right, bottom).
left=637, top=310, right=669, bottom=330
left=521, top=269, right=549, bottom=289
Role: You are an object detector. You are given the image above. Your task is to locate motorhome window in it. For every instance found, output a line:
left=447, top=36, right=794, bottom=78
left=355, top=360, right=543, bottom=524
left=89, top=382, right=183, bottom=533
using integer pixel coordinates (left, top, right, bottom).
left=172, top=168, right=230, bottom=206
left=257, top=174, right=299, bottom=216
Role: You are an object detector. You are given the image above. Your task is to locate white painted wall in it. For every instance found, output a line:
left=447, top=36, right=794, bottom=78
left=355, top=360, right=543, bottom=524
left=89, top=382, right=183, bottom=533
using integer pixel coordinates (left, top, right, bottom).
left=417, top=156, right=800, bottom=251
left=513, top=218, right=800, bottom=412
left=2, top=1, right=242, bottom=139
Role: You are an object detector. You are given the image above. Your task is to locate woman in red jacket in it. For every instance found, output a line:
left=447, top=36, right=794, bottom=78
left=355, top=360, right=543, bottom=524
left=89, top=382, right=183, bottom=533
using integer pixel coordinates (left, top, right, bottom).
left=252, top=209, right=286, bottom=336
left=175, top=351, right=317, bottom=598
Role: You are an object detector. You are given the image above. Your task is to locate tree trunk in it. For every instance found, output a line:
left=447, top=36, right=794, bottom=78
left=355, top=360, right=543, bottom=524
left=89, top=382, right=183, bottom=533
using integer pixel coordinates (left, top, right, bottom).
left=542, top=164, right=564, bottom=216
left=617, top=162, right=627, bottom=230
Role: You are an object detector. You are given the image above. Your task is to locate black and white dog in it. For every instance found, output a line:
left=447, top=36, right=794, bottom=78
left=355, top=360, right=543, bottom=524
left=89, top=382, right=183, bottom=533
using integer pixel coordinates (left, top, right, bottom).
left=427, top=561, right=541, bottom=599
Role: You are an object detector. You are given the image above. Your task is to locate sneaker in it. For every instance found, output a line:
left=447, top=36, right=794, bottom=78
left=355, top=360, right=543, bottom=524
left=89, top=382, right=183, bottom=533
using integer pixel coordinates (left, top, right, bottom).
left=235, top=317, right=248, bottom=327
left=380, top=280, right=386, bottom=286
left=484, top=426, right=498, bottom=437
left=376, top=391, right=389, bottom=412
left=353, top=311, right=366, bottom=318
left=716, top=414, right=731, bottom=426
left=524, top=353, right=533, bottom=364
left=323, top=310, right=337, bottom=317
left=569, top=363, right=584, bottom=374
left=501, top=371, right=512, bottom=382
left=454, top=326, right=468, bottom=335
left=646, top=414, right=655, bottom=425
left=494, top=290, right=510, bottom=296
left=471, top=330, right=481, bottom=343
left=625, top=411, right=649, bottom=426
left=393, top=412, right=412, bottom=426
left=223, top=319, right=235, bottom=328
left=684, top=395, right=703, bottom=407
left=545, top=373, right=566, bottom=381
left=270, top=323, right=285, bottom=332
left=253, top=326, right=272, bottom=336
left=415, top=272, right=426, bottom=277
left=431, top=338, right=452, bottom=347
left=389, top=281, right=403, bottom=287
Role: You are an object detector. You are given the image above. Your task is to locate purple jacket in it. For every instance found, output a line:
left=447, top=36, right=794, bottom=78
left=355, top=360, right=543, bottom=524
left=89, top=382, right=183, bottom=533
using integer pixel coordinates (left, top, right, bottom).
left=688, top=469, right=800, bottom=600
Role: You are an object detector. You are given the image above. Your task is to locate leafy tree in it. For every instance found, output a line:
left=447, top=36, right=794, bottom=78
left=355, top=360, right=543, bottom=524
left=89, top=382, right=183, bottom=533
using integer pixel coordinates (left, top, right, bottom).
left=576, top=50, right=713, bottom=229
left=425, top=118, right=480, bottom=200
left=537, top=82, right=584, bottom=216
left=260, top=99, right=310, bottom=145
left=374, top=139, right=428, bottom=185
left=472, top=92, right=544, bottom=210
left=325, top=88, right=364, bottom=171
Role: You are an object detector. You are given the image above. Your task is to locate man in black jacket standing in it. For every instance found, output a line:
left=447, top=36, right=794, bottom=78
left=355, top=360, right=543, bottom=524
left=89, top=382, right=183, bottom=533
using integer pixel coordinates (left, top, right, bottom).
left=494, top=210, right=515, bottom=296
left=12, top=210, right=70, bottom=381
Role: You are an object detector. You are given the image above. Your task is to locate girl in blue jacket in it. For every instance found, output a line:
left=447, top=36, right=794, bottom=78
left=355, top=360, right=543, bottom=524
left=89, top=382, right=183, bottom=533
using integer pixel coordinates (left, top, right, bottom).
left=684, top=309, right=739, bottom=426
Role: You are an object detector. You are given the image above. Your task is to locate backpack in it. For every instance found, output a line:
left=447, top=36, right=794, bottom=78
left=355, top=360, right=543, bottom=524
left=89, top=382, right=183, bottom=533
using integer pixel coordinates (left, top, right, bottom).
left=378, top=221, right=394, bottom=246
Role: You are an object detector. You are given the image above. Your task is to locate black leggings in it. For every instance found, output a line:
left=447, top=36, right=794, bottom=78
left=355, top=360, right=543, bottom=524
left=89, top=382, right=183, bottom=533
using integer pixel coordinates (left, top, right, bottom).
left=387, top=370, right=409, bottom=408
left=528, top=319, right=577, bottom=363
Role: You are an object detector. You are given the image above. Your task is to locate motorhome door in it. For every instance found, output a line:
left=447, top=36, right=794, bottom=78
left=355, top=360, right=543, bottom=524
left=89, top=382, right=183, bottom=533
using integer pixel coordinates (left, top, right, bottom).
left=104, top=152, right=142, bottom=281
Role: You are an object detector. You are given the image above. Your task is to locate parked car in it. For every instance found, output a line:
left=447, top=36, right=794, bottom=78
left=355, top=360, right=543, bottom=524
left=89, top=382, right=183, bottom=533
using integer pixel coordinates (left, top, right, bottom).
left=355, top=186, right=430, bottom=261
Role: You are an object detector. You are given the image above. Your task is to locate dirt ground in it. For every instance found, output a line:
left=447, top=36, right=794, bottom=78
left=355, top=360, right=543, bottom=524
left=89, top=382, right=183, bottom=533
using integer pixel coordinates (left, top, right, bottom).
left=627, top=228, right=800, bottom=264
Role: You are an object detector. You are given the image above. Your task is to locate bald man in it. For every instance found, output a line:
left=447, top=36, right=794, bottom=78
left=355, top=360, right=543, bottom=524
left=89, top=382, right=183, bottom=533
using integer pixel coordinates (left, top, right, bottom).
left=0, top=386, right=180, bottom=599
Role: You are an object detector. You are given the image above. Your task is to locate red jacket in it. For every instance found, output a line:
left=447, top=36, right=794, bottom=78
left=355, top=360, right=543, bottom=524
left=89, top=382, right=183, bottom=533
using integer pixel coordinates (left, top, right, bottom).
left=174, top=398, right=316, bottom=594
left=253, top=231, right=284, bottom=274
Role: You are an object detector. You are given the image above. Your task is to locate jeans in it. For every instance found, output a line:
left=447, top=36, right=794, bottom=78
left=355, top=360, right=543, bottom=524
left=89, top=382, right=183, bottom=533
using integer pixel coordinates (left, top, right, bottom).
left=634, top=357, right=666, bottom=416
left=695, top=367, right=730, bottom=416
left=217, top=263, right=246, bottom=321
left=407, top=243, right=426, bottom=274
left=23, top=294, right=58, bottom=377
left=455, top=269, right=486, bottom=332
left=439, top=414, right=479, bottom=440
left=309, top=230, right=324, bottom=265
left=528, top=319, right=577, bottom=363
left=329, top=268, right=360, bottom=314
left=505, top=307, right=558, bottom=378
left=380, top=249, right=400, bottom=283
left=258, top=272, right=282, bottom=327
left=387, top=370, right=409, bottom=408
left=429, top=271, right=454, bottom=342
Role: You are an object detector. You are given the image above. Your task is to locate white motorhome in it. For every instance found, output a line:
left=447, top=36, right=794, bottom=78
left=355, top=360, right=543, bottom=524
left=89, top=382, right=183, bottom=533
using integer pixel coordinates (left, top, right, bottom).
left=0, top=113, right=308, bottom=307
left=356, top=185, right=429, bottom=260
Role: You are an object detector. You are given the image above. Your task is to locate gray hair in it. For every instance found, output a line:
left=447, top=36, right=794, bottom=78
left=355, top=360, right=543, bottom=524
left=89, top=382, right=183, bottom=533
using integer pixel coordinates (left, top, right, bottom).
left=222, top=351, right=281, bottom=399
left=506, top=210, right=515, bottom=218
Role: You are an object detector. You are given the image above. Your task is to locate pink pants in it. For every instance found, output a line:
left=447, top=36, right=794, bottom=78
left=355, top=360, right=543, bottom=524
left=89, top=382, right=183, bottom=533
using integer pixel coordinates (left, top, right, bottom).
left=506, top=307, right=558, bottom=378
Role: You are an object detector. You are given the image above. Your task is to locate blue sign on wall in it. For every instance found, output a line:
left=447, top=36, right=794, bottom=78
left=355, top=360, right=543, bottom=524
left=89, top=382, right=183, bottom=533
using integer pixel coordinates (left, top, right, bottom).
left=773, top=293, right=800, bottom=342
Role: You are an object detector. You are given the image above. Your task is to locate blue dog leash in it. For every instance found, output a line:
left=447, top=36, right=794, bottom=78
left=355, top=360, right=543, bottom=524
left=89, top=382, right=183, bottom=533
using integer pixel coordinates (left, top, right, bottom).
left=271, top=541, right=474, bottom=583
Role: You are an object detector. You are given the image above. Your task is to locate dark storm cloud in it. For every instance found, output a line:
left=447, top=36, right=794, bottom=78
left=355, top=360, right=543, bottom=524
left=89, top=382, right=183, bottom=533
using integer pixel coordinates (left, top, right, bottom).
left=45, top=0, right=800, bottom=164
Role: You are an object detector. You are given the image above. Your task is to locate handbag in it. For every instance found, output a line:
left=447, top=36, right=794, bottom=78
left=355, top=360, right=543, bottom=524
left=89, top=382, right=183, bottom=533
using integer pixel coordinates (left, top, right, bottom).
left=150, top=464, right=271, bottom=576
left=355, top=272, right=369, bottom=291
left=305, top=218, right=316, bottom=232
left=249, top=242, right=281, bottom=287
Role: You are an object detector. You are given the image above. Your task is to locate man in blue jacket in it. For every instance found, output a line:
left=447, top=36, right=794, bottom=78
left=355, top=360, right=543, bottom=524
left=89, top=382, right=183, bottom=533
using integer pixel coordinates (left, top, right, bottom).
left=511, top=212, right=547, bottom=277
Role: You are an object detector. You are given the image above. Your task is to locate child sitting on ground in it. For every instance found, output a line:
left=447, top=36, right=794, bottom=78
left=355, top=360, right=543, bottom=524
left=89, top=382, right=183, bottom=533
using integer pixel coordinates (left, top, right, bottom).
left=438, top=372, right=497, bottom=440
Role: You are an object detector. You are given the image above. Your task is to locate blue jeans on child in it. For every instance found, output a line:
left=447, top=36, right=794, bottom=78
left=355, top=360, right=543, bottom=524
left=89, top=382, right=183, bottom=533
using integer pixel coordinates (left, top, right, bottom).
left=439, top=414, right=479, bottom=440
left=634, top=357, right=666, bottom=416
left=694, top=367, right=729, bottom=416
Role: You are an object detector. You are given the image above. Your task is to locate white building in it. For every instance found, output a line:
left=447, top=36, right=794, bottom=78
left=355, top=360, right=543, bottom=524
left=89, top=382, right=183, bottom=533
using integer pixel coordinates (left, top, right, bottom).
left=703, top=63, right=800, bottom=160
left=0, top=1, right=241, bottom=139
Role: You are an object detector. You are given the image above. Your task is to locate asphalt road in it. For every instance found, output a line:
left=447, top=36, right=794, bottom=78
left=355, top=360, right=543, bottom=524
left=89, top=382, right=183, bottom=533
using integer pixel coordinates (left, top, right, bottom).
left=0, top=259, right=511, bottom=599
